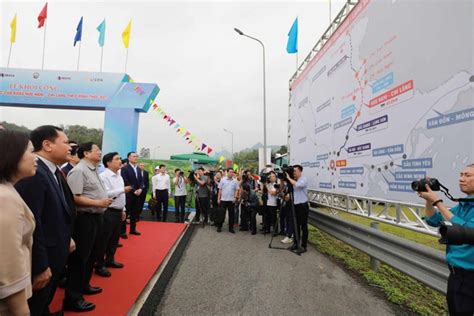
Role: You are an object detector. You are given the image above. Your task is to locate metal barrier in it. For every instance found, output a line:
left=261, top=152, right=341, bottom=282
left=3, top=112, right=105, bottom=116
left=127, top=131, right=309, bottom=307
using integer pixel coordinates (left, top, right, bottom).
left=308, top=208, right=449, bottom=294
left=309, top=190, right=438, bottom=236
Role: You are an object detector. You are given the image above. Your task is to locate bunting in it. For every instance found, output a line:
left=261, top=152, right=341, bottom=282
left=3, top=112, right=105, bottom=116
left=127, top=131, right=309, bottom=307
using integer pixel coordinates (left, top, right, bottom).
left=150, top=103, right=215, bottom=156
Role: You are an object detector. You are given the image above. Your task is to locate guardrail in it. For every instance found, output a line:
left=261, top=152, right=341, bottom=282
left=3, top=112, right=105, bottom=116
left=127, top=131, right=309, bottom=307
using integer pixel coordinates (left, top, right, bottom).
left=308, top=208, right=449, bottom=294
left=309, top=190, right=438, bottom=236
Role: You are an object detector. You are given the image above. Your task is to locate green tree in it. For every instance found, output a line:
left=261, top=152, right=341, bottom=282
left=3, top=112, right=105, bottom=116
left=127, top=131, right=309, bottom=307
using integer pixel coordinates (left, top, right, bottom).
left=61, top=125, right=103, bottom=147
left=0, top=121, right=31, bottom=133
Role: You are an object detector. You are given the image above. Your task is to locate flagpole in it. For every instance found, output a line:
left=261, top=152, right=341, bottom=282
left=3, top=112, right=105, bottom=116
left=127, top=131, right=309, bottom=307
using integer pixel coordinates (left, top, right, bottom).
left=329, top=0, right=332, bottom=25
left=100, top=46, right=104, bottom=72
left=42, top=19, right=47, bottom=69
left=296, top=52, right=299, bottom=73
left=124, top=48, right=129, bottom=73
left=7, top=43, right=13, bottom=68
left=77, top=40, right=82, bottom=71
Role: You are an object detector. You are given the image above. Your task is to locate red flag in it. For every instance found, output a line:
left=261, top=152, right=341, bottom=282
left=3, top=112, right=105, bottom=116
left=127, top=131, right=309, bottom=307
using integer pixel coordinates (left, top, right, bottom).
left=207, top=147, right=213, bottom=155
left=37, top=3, right=48, bottom=28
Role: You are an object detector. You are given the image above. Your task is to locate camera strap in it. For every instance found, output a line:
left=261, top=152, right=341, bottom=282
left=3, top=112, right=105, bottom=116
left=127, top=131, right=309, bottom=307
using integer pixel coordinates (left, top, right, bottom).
left=439, top=182, right=474, bottom=203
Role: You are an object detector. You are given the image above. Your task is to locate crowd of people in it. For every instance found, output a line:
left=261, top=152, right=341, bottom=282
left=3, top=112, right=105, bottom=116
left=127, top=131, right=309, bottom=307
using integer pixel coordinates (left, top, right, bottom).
left=0, top=125, right=310, bottom=315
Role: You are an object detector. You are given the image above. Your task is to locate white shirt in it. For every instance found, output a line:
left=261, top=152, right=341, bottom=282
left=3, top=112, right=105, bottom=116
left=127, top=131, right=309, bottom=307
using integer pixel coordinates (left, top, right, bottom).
left=152, top=173, right=171, bottom=194
left=100, top=168, right=126, bottom=210
left=267, top=182, right=278, bottom=207
left=173, top=176, right=187, bottom=196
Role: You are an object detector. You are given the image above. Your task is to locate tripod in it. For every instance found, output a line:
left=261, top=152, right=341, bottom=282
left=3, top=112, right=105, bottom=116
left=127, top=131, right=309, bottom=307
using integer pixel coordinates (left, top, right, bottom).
left=268, top=184, right=302, bottom=256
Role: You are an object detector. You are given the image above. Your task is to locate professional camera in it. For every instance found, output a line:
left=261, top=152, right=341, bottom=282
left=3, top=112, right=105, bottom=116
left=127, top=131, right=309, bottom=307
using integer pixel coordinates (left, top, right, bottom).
left=188, top=170, right=197, bottom=185
left=411, top=178, right=441, bottom=192
left=178, top=170, right=185, bottom=177
left=277, top=165, right=294, bottom=180
left=439, top=222, right=474, bottom=245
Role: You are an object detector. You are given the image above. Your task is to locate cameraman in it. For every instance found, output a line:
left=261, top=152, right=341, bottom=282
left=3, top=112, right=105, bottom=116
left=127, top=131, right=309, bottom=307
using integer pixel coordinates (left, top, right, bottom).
left=173, top=169, right=188, bottom=223
left=417, top=164, right=474, bottom=315
left=285, top=165, right=309, bottom=253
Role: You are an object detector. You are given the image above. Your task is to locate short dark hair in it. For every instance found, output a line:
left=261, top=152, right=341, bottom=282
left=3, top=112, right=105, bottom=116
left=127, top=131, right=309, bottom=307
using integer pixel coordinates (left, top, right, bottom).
left=175, top=168, right=181, bottom=173
left=127, top=151, right=136, bottom=158
left=121, top=158, right=128, bottom=164
left=294, top=164, right=303, bottom=172
left=159, top=164, right=166, bottom=169
left=103, top=152, right=119, bottom=168
left=70, top=145, right=78, bottom=156
left=0, top=130, right=30, bottom=183
left=30, top=125, right=63, bottom=152
left=198, top=167, right=204, bottom=171
left=242, top=184, right=250, bottom=192
left=77, top=142, right=95, bottom=159
left=227, top=167, right=234, bottom=172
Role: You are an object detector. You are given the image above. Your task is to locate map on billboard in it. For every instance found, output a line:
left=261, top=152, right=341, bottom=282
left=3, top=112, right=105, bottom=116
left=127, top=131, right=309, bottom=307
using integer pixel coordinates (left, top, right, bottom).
left=289, top=0, right=474, bottom=203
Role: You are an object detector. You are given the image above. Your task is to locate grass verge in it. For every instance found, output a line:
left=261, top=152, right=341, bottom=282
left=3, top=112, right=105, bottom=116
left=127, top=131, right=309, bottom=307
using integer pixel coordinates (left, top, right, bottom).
left=308, top=225, right=448, bottom=315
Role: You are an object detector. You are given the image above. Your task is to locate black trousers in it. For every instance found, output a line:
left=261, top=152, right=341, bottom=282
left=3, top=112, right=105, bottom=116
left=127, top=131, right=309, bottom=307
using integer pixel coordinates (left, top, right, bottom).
left=250, top=206, right=259, bottom=234
left=156, top=189, right=169, bottom=222
left=198, top=197, right=210, bottom=223
left=240, top=204, right=250, bottom=230
left=217, top=201, right=235, bottom=229
left=174, top=195, right=186, bottom=222
left=123, top=193, right=140, bottom=233
left=265, top=205, right=278, bottom=233
left=28, top=268, right=60, bottom=316
left=65, top=213, right=103, bottom=303
left=447, top=269, right=474, bottom=315
left=96, top=208, right=122, bottom=267
left=138, top=191, right=147, bottom=217
left=294, top=203, right=309, bottom=248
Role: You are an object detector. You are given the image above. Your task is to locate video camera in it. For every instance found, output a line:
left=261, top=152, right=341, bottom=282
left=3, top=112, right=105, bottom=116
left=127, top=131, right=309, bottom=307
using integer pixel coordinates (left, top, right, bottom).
left=277, top=165, right=294, bottom=180
left=439, top=222, right=474, bottom=245
left=188, top=170, right=197, bottom=185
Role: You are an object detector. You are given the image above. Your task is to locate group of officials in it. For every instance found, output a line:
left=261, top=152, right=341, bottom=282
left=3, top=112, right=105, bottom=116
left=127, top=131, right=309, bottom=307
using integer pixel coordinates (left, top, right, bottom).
left=0, top=125, right=149, bottom=315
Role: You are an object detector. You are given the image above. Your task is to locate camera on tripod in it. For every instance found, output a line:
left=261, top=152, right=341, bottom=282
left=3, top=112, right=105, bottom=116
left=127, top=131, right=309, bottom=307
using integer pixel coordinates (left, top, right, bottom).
left=411, top=178, right=441, bottom=192
left=277, top=165, right=294, bottom=180
left=188, top=170, right=197, bottom=185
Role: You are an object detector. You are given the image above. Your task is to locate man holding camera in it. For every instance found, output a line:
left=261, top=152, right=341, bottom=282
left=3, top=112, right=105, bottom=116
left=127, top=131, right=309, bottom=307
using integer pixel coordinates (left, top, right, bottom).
left=285, top=165, right=309, bottom=254
left=193, top=167, right=210, bottom=224
left=417, top=164, right=474, bottom=315
left=173, top=169, right=188, bottom=223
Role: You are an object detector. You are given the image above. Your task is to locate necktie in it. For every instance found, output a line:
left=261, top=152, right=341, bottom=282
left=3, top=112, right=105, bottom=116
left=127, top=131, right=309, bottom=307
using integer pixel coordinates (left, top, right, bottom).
left=55, top=168, right=67, bottom=203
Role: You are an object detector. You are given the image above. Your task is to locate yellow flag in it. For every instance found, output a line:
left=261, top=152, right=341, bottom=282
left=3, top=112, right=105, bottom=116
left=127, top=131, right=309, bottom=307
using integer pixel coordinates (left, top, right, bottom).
left=10, top=14, right=17, bottom=43
left=219, top=155, right=225, bottom=163
left=122, top=20, right=132, bottom=48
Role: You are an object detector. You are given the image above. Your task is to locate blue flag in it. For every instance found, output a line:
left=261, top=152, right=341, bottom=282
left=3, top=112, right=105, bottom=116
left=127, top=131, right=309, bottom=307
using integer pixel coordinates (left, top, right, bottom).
left=286, top=17, right=298, bottom=54
left=97, top=19, right=106, bottom=47
left=74, top=16, right=83, bottom=47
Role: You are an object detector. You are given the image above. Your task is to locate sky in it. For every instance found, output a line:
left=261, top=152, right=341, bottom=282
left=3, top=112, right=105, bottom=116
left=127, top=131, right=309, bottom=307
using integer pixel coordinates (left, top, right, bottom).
left=0, top=0, right=347, bottom=159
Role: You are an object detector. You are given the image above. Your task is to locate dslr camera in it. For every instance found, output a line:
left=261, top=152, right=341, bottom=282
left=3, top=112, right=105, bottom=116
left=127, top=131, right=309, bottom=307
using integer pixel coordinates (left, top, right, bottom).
left=277, top=165, right=294, bottom=180
left=439, top=221, right=474, bottom=245
left=411, top=178, right=441, bottom=192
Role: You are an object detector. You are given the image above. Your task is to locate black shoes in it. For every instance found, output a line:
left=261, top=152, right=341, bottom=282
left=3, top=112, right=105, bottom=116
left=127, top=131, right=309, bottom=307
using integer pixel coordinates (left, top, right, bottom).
left=120, top=233, right=128, bottom=239
left=83, top=285, right=103, bottom=295
left=130, top=230, right=141, bottom=235
left=95, top=266, right=111, bottom=277
left=106, top=260, right=124, bottom=269
left=117, top=243, right=123, bottom=248
left=63, top=298, right=95, bottom=312
left=229, top=228, right=235, bottom=234
left=217, top=227, right=222, bottom=232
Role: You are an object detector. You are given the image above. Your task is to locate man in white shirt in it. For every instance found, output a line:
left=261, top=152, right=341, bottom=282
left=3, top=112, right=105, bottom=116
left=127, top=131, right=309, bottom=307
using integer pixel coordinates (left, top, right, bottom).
left=152, top=164, right=171, bottom=222
left=173, top=168, right=188, bottom=223
left=217, top=168, right=240, bottom=233
left=95, top=152, right=132, bottom=277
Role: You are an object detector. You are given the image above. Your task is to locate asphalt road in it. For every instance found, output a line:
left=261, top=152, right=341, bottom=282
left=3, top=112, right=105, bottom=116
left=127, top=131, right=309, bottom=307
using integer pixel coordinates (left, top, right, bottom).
left=156, top=224, right=396, bottom=315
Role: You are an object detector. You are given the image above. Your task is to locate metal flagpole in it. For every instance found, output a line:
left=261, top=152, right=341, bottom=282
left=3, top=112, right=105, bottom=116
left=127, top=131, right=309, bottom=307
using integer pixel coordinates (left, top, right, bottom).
left=7, top=43, right=13, bottom=68
left=100, top=46, right=104, bottom=72
left=124, top=48, right=129, bottom=73
left=329, top=0, right=332, bottom=24
left=77, top=41, right=82, bottom=71
left=42, top=19, right=47, bottom=69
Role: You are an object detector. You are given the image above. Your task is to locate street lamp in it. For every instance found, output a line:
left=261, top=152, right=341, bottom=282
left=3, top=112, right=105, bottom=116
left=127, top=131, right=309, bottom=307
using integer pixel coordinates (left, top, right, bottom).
left=223, top=128, right=234, bottom=158
left=234, top=27, right=267, bottom=166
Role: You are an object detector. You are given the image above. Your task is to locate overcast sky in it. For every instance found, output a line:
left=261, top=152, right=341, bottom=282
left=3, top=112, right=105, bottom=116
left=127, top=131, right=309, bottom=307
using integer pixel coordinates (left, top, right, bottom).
left=1, top=0, right=346, bottom=159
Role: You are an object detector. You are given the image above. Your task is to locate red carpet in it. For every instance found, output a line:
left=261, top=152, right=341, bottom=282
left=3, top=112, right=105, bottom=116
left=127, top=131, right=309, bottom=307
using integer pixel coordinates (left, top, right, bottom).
left=50, top=221, right=186, bottom=315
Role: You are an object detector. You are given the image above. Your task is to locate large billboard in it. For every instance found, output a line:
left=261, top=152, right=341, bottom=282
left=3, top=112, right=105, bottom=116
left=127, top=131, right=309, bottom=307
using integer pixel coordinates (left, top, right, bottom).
left=289, top=0, right=474, bottom=203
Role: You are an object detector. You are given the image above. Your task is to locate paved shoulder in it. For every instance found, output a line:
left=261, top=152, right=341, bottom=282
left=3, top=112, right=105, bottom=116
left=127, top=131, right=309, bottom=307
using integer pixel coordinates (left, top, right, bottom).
left=157, top=226, right=395, bottom=315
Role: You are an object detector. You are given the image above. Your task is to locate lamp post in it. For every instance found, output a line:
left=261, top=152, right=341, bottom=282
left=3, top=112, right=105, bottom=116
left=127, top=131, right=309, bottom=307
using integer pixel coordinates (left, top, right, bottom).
left=234, top=27, right=267, bottom=166
left=223, top=128, right=234, bottom=158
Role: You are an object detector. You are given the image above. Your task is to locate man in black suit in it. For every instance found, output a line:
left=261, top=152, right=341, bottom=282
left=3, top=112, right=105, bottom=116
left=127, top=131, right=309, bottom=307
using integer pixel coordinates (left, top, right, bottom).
left=137, top=163, right=149, bottom=220
left=15, top=125, right=76, bottom=316
left=120, top=152, right=144, bottom=236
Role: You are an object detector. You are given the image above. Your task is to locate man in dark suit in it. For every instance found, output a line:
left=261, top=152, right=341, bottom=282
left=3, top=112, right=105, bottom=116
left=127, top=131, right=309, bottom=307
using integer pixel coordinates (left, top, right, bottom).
left=15, top=125, right=76, bottom=315
left=120, top=152, right=144, bottom=236
left=137, top=163, right=149, bottom=220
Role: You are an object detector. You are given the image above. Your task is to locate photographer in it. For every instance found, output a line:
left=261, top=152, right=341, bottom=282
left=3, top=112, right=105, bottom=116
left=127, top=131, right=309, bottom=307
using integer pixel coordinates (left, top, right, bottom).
left=285, top=165, right=309, bottom=253
left=241, top=184, right=259, bottom=234
left=210, top=171, right=222, bottom=209
left=265, top=172, right=279, bottom=234
left=417, top=164, right=474, bottom=315
left=193, top=167, right=210, bottom=224
left=173, top=169, right=188, bottom=223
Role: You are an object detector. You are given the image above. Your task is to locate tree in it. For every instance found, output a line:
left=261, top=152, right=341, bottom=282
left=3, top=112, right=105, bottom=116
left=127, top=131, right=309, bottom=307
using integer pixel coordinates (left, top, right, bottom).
left=60, top=125, right=103, bottom=147
left=0, top=121, right=31, bottom=133
left=139, top=147, right=150, bottom=158
left=232, top=149, right=258, bottom=172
